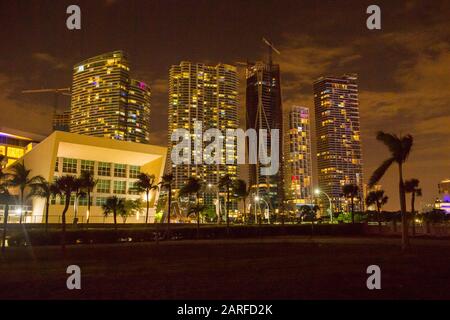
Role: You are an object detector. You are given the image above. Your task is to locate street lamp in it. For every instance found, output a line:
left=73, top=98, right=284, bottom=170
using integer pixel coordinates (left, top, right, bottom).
left=208, top=183, right=221, bottom=224
left=314, top=188, right=333, bottom=223
left=254, top=196, right=270, bottom=224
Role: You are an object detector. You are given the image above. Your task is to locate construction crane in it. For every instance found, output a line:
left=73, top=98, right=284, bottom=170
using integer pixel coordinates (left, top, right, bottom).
left=22, top=88, right=71, bottom=114
left=262, top=37, right=281, bottom=66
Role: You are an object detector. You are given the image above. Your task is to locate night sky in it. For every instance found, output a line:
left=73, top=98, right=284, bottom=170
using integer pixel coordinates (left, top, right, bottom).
left=0, top=0, right=449, bottom=210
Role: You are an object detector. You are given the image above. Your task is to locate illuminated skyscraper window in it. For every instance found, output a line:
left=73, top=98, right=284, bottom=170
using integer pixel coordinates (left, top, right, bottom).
left=313, top=74, right=364, bottom=211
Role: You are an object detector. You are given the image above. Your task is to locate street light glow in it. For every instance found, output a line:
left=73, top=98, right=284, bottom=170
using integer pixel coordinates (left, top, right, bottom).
left=314, top=188, right=320, bottom=195
left=254, top=196, right=260, bottom=201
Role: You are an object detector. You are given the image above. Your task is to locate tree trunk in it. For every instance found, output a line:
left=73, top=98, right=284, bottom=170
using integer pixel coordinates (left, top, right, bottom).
left=87, top=190, right=91, bottom=224
left=113, top=209, right=117, bottom=228
left=243, top=198, right=247, bottom=225
left=19, top=191, right=24, bottom=224
left=226, top=188, right=230, bottom=235
left=2, top=205, right=9, bottom=253
left=45, top=197, right=50, bottom=233
left=145, top=190, right=150, bottom=224
left=196, top=192, right=200, bottom=239
left=167, top=188, right=172, bottom=235
left=61, top=195, right=70, bottom=251
left=411, top=193, right=416, bottom=236
left=399, top=164, right=410, bottom=251
left=351, top=197, right=355, bottom=224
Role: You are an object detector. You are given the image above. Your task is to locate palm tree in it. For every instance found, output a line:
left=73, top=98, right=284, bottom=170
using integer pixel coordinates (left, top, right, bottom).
left=72, top=178, right=85, bottom=224
left=159, top=174, right=174, bottom=231
left=365, top=190, right=388, bottom=231
left=342, top=184, right=359, bottom=224
left=1, top=175, right=15, bottom=253
left=179, top=177, right=202, bottom=236
left=102, top=196, right=125, bottom=228
left=404, top=178, right=422, bottom=236
left=79, top=171, right=97, bottom=224
left=369, top=131, right=413, bottom=251
left=219, top=174, right=233, bottom=232
left=122, top=199, right=142, bottom=223
left=9, top=162, right=39, bottom=224
left=233, top=179, right=249, bottom=224
left=29, top=176, right=57, bottom=232
left=53, top=175, right=79, bottom=250
left=134, top=173, right=158, bottom=224
left=187, top=203, right=206, bottom=238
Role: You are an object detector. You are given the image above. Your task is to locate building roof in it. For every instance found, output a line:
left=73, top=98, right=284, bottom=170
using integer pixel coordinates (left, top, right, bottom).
left=34, top=131, right=167, bottom=166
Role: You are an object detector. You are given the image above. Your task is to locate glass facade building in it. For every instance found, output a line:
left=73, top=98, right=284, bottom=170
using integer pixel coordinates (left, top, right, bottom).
left=70, top=51, right=151, bottom=144
left=284, top=106, right=313, bottom=205
left=168, top=62, right=238, bottom=206
left=313, top=74, right=364, bottom=211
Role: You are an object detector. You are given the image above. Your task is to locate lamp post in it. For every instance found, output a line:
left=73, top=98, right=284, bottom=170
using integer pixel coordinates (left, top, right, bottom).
left=255, top=196, right=270, bottom=224
left=314, top=188, right=333, bottom=223
left=208, top=183, right=221, bottom=224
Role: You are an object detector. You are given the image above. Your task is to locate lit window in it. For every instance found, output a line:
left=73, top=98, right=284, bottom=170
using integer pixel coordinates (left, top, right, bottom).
left=62, top=158, right=77, bottom=173
left=81, top=160, right=95, bottom=174
left=113, top=181, right=126, bottom=194
left=7, top=147, right=24, bottom=159
left=129, top=165, right=140, bottom=178
left=98, top=162, right=111, bottom=176
left=114, top=164, right=126, bottom=178
left=96, top=197, right=107, bottom=207
left=128, top=181, right=139, bottom=195
left=96, top=180, right=111, bottom=193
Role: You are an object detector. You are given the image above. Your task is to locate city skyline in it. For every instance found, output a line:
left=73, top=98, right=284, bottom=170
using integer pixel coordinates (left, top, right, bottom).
left=0, top=0, right=448, bottom=210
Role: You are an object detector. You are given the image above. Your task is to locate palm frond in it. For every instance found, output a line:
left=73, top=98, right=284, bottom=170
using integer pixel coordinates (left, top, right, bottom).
left=368, top=157, right=395, bottom=187
left=400, top=134, right=413, bottom=162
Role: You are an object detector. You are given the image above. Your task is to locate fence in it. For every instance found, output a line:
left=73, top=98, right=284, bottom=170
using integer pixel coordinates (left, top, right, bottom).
left=0, top=213, right=148, bottom=224
left=365, top=221, right=450, bottom=237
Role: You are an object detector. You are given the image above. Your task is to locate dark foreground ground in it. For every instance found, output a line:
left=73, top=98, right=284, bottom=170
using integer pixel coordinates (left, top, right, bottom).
left=1, top=236, right=450, bottom=299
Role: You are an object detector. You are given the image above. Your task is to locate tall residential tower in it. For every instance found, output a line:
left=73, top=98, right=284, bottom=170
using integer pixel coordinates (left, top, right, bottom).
left=313, top=74, right=364, bottom=211
left=70, top=51, right=151, bottom=144
left=168, top=62, right=238, bottom=204
left=284, top=106, right=313, bottom=206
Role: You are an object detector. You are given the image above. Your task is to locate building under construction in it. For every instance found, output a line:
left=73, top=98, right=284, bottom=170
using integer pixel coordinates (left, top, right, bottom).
left=245, top=60, right=284, bottom=212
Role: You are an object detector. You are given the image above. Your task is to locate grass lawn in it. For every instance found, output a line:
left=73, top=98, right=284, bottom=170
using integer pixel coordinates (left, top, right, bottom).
left=1, top=236, right=450, bottom=299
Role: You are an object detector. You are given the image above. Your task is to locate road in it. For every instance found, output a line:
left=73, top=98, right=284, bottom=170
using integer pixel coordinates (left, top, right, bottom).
left=1, top=236, right=450, bottom=299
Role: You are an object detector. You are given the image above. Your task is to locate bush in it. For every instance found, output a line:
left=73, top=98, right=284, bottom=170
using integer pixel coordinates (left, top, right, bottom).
left=7, top=224, right=366, bottom=247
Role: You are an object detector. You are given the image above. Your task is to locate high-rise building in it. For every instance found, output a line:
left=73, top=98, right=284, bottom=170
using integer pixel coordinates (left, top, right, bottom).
left=0, top=127, right=45, bottom=168
left=313, top=74, right=364, bottom=211
left=70, top=51, right=151, bottom=144
left=53, top=111, right=71, bottom=132
left=168, top=62, right=238, bottom=206
left=284, top=106, right=313, bottom=206
left=126, top=80, right=151, bottom=144
left=246, top=61, right=284, bottom=209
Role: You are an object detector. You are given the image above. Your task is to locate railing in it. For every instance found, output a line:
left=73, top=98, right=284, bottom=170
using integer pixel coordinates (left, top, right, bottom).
left=0, top=214, right=149, bottom=224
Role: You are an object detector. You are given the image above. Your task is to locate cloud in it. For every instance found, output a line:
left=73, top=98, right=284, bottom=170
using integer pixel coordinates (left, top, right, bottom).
left=0, top=73, right=53, bottom=135
left=273, top=24, right=450, bottom=210
left=31, top=52, right=66, bottom=70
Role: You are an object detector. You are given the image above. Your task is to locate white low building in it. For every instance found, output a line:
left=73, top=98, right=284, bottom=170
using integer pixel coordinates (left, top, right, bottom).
left=16, top=131, right=166, bottom=224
